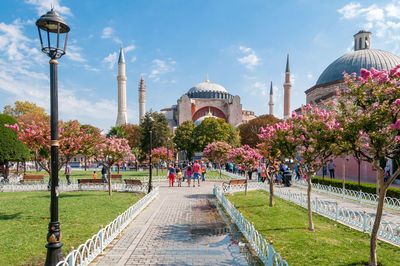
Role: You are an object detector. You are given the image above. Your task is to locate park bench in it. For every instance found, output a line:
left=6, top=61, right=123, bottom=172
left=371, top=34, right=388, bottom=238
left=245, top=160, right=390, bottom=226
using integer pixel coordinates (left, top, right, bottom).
left=78, top=179, right=104, bottom=184
left=222, top=179, right=247, bottom=193
left=21, top=174, right=44, bottom=184
left=124, top=179, right=143, bottom=186
left=110, top=174, right=122, bottom=182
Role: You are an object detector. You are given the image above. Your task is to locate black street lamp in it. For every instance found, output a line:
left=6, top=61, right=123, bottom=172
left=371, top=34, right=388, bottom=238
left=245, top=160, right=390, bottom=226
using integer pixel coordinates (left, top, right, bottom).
left=148, top=117, right=154, bottom=193
left=36, top=9, right=70, bottom=266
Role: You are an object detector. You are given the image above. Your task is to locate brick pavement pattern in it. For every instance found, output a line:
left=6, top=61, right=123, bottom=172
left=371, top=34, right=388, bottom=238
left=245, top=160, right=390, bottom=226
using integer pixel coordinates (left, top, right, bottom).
left=91, top=181, right=253, bottom=266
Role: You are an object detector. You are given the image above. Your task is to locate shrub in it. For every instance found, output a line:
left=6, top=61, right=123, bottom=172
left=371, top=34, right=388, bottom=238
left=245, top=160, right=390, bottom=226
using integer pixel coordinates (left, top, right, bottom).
left=311, top=177, right=400, bottom=199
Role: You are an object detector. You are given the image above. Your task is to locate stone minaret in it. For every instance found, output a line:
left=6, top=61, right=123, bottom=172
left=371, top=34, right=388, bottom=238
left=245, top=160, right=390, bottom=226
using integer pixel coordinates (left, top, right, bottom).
left=354, top=30, right=371, bottom=51
left=116, top=45, right=128, bottom=126
left=283, top=53, right=291, bottom=120
left=268, top=81, right=274, bottom=116
left=138, top=76, right=146, bottom=122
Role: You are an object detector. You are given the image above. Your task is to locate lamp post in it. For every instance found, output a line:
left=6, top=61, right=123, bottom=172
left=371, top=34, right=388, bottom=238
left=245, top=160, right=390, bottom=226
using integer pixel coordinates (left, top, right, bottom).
left=36, top=9, right=70, bottom=266
left=166, top=137, right=170, bottom=165
left=148, top=116, right=154, bottom=193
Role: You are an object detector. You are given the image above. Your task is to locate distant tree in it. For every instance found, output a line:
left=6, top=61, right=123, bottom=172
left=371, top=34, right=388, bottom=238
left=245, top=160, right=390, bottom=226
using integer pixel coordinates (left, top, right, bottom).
left=238, top=114, right=280, bottom=147
left=0, top=114, right=30, bottom=180
left=203, top=142, right=231, bottom=179
left=173, top=121, right=196, bottom=160
left=139, top=112, right=171, bottom=161
left=80, top=124, right=102, bottom=170
left=94, top=136, right=133, bottom=196
left=108, top=124, right=141, bottom=150
left=193, top=118, right=240, bottom=152
left=3, top=101, right=48, bottom=123
left=230, top=145, right=262, bottom=195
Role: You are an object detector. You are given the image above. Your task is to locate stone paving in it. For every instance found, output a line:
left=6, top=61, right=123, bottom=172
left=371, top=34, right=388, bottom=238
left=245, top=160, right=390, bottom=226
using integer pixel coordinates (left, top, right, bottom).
left=91, top=181, right=260, bottom=266
left=283, top=185, right=400, bottom=224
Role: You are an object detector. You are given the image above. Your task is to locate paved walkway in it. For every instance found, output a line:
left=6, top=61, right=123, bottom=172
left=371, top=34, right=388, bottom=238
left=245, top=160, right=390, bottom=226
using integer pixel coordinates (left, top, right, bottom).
left=91, top=181, right=260, bottom=266
left=283, top=185, right=400, bottom=224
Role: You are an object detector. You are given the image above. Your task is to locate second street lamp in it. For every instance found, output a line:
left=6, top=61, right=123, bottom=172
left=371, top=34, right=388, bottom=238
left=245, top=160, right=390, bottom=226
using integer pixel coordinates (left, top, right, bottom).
left=36, top=9, right=70, bottom=266
left=148, top=116, right=154, bottom=193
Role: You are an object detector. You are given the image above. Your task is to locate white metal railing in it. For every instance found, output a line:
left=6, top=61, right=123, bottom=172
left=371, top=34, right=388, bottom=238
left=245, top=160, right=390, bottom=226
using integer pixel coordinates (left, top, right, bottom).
left=225, top=182, right=400, bottom=247
left=56, top=186, right=159, bottom=266
left=214, top=186, right=288, bottom=265
left=293, top=179, right=400, bottom=211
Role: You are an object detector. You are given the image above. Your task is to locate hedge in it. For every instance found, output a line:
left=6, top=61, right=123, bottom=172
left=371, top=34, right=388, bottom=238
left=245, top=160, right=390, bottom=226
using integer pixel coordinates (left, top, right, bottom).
left=311, top=177, right=400, bottom=199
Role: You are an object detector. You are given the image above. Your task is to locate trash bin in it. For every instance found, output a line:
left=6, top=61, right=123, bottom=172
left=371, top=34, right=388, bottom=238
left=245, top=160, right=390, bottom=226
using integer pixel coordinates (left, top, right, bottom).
left=283, top=170, right=292, bottom=187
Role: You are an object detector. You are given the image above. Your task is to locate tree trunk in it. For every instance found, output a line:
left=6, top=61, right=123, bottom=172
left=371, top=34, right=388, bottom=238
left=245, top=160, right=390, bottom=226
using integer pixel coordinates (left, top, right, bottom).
left=84, top=156, right=87, bottom=171
left=23, top=161, right=26, bottom=175
left=108, top=168, right=112, bottom=196
left=368, top=171, right=386, bottom=266
left=268, top=170, right=274, bottom=207
left=342, top=155, right=346, bottom=191
left=306, top=174, right=314, bottom=231
left=156, top=165, right=159, bottom=176
left=244, top=174, right=248, bottom=196
left=16, top=161, right=19, bottom=175
left=117, top=165, right=120, bottom=174
left=35, top=155, right=39, bottom=172
left=358, top=159, right=361, bottom=188
left=219, top=163, right=222, bottom=179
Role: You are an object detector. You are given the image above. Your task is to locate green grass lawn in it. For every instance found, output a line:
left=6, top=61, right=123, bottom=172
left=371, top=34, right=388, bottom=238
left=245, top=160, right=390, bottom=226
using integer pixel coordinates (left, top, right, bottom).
left=227, top=190, right=400, bottom=266
left=21, top=169, right=232, bottom=183
left=0, top=191, right=143, bottom=265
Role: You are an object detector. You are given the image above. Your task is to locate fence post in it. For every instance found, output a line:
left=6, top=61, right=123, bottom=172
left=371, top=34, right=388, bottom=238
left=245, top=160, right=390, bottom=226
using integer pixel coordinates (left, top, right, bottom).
left=362, top=210, right=367, bottom=232
left=329, top=185, right=331, bottom=196
left=335, top=202, right=339, bottom=221
left=267, top=240, right=274, bottom=265
left=359, top=190, right=362, bottom=203
left=99, top=225, right=104, bottom=253
left=68, top=246, right=74, bottom=266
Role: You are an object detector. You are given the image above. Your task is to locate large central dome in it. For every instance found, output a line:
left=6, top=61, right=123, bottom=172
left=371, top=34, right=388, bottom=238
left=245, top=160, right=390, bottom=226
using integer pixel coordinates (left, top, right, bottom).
left=316, top=49, right=400, bottom=86
left=188, top=81, right=228, bottom=94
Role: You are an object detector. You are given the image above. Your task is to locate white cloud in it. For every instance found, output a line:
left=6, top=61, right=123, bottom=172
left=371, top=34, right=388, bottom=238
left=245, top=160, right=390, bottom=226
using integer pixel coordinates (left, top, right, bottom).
left=25, top=0, right=72, bottom=16
left=307, top=73, right=313, bottom=79
left=103, top=52, right=118, bottom=69
left=130, top=56, right=137, bottom=63
left=66, top=45, right=86, bottom=63
left=338, top=1, right=400, bottom=47
left=148, top=58, right=176, bottom=82
left=101, top=26, right=121, bottom=43
left=124, top=44, right=136, bottom=52
left=237, top=46, right=260, bottom=70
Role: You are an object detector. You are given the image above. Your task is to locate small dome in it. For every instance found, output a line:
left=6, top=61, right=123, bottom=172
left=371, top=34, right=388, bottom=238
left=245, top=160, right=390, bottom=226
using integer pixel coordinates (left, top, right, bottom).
left=188, top=81, right=228, bottom=94
left=194, top=114, right=219, bottom=126
left=316, top=49, right=400, bottom=86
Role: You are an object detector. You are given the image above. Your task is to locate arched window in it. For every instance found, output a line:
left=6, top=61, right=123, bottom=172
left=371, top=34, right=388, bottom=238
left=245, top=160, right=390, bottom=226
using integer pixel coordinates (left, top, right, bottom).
left=359, top=38, right=362, bottom=49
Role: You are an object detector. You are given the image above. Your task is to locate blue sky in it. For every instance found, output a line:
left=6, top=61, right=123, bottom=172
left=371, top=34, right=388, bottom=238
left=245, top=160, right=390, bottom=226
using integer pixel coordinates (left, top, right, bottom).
left=1, top=0, right=400, bottom=131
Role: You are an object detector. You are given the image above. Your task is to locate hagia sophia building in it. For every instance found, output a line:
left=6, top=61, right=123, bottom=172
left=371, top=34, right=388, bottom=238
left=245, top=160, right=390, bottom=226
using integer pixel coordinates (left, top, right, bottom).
left=114, top=29, right=400, bottom=183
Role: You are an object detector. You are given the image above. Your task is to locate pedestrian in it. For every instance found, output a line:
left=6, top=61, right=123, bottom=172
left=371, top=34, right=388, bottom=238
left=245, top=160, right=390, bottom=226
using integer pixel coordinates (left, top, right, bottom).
left=328, top=160, right=335, bottom=178
left=177, top=168, right=182, bottom=187
left=201, top=163, right=206, bottom=182
left=257, top=164, right=262, bottom=182
left=193, top=160, right=201, bottom=187
left=261, top=164, right=267, bottom=182
left=186, top=165, right=192, bottom=187
left=101, top=165, right=108, bottom=183
left=65, top=163, right=71, bottom=185
left=295, top=163, right=300, bottom=180
left=93, top=171, right=97, bottom=179
left=322, top=164, right=327, bottom=178
left=384, top=166, right=390, bottom=183
left=168, top=164, right=176, bottom=187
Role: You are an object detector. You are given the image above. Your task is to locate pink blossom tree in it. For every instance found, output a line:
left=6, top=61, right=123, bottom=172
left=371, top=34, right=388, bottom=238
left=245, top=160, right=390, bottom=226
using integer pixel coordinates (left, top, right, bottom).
left=151, top=147, right=173, bottom=175
left=203, top=142, right=232, bottom=179
left=291, top=106, right=342, bottom=231
left=335, top=67, right=400, bottom=265
left=258, top=121, right=298, bottom=206
left=230, top=145, right=262, bottom=195
left=94, top=136, right=133, bottom=196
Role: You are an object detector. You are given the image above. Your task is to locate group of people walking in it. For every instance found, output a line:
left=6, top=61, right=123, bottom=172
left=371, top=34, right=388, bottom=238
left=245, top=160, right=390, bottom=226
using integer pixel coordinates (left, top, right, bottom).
left=167, top=160, right=206, bottom=187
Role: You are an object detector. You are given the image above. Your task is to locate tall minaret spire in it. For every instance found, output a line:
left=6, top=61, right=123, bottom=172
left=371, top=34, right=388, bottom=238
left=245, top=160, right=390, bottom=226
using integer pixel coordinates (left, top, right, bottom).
left=283, top=52, right=291, bottom=120
left=269, top=81, right=274, bottom=116
left=116, top=45, right=128, bottom=126
left=138, top=76, right=146, bottom=122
